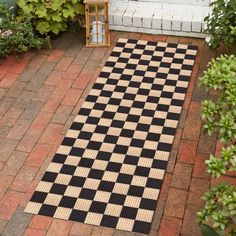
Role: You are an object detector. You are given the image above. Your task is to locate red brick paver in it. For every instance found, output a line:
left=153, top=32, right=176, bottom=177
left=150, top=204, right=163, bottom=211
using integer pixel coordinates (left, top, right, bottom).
left=29, top=215, right=53, bottom=231
left=0, top=190, right=23, bottom=220
left=0, top=31, right=235, bottom=236
left=46, top=219, right=73, bottom=236
left=178, top=140, right=198, bottom=164
left=24, top=228, right=46, bottom=236
left=69, top=222, right=93, bottom=236
left=159, top=217, right=182, bottom=236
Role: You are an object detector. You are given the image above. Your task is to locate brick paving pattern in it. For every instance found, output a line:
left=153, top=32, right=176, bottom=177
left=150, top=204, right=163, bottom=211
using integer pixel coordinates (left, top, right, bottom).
left=0, top=30, right=235, bottom=236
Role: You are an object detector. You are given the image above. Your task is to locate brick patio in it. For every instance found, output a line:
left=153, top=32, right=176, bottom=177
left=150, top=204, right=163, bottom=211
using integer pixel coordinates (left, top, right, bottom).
left=0, top=30, right=234, bottom=236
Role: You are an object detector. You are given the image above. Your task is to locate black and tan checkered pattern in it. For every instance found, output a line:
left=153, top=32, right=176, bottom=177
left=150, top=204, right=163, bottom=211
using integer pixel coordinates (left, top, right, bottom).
left=25, top=38, right=197, bottom=234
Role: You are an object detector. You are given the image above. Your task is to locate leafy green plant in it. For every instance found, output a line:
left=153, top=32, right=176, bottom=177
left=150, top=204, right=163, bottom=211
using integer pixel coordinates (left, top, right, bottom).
left=231, top=26, right=236, bottom=36
left=198, top=54, right=236, bottom=236
left=204, top=0, right=236, bottom=49
left=197, top=184, right=236, bottom=236
left=206, top=145, right=236, bottom=177
left=199, top=224, right=219, bottom=236
left=17, top=0, right=84, bottom=35
left=0, top=4, right=50, bottom=58
left=200, top=54, right=236, bottom=142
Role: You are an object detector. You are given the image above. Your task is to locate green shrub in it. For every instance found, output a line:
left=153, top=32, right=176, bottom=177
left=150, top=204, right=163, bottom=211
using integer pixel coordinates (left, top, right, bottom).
left=206, top=145, right=236, bottom=177
left=231, top=26, right=236, bottom=36
left=200, top=54, right=236, bottom=143
left=198, top=54, right=236, bottom=236
left=204, top=0, right=236, bottom=49
left=17, top=0, right=84, bottom=35
left=0, top=4, right=50, bottom=58
left=197, top=184, right=236, bottom=236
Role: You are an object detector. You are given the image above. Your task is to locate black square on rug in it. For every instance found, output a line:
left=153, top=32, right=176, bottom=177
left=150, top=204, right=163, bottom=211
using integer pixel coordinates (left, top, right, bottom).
left=25, top=38, right=197, bottom=234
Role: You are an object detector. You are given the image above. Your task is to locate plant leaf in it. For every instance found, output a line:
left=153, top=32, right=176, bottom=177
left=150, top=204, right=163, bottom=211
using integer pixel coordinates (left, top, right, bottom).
left=200, top=224, right=219, bottom=236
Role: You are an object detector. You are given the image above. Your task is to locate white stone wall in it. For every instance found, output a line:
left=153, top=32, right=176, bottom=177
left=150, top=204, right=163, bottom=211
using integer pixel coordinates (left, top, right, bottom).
left=109, top=0, right=210, bottom=38
left=110, top=0, right=210, bottom=7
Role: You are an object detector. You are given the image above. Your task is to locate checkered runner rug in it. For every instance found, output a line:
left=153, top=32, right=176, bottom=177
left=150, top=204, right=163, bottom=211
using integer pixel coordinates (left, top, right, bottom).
left=25, top=38, right=197, bottom=234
